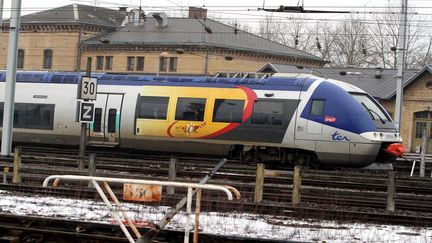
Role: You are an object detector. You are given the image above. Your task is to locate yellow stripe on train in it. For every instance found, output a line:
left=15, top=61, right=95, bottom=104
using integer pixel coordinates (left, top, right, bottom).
left=136, top=85, right=257, bottom=138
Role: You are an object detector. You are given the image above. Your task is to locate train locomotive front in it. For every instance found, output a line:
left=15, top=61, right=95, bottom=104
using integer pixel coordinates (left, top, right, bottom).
left=286, top=74, right=403, bottom=167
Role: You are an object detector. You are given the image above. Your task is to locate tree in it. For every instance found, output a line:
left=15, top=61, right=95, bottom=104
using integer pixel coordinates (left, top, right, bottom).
left=331, top=16, right=371, bottom=67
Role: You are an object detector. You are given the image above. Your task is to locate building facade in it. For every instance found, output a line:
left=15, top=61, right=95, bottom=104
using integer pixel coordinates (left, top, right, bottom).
left=1, top=4, right=324, bottom=75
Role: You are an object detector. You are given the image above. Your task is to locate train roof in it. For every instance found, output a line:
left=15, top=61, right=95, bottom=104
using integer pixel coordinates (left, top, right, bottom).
left=0, top=71, right=329, bottom=91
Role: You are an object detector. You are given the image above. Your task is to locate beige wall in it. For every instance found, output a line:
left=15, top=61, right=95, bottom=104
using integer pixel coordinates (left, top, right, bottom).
left=0, top=30, right=103, bottom=71
left=0, top=32, right=79, bottom=70
left=381, top=72, right=432, bottom=151
left=80, top=49, right=316, bottom=75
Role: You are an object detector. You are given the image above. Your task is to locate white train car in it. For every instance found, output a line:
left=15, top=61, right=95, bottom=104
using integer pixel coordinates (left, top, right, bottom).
left=0, top=71, right=404, bottom=167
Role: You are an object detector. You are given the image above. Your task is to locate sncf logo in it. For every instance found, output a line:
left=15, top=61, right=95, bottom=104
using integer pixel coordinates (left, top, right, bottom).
left=324, top=116, right=336, bottom=123
left=331, top=131, right=350, bottom=141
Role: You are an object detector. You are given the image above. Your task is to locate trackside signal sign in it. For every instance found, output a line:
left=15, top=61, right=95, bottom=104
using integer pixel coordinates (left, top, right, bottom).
left=79, top=102, right=95, bottom=123
left=78, top=76, right=98, bottom=100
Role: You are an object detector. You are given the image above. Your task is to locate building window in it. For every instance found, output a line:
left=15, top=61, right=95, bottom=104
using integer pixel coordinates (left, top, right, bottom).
left=159, top=57, right=168, bottom=72
left=415, top=122, right=427, bottom=139
left=175, top=98, right=206, bottom=121
left=127, top=57, right=135, bottom=71
left=136, top=57, right=145, bottom=71
left=17, top=49, right=25, bottom=68
left=96, top=56, right=104, bottom=70
left=105, top=56, right=113, bottom=70
left=43, top=49, right=53, bottom=69
left=213, top=99, right=244, bottom=123
left=169, top=57, right=178, bottom=72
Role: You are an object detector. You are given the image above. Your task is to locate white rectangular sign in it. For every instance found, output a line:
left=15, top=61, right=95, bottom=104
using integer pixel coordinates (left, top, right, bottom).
left=79, top=102, right=95, bottom=123
left=78, top=77, right=98, bottom=100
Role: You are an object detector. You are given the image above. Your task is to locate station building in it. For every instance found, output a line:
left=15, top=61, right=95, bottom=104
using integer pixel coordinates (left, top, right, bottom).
left=0, top=4, right=324, bottom=74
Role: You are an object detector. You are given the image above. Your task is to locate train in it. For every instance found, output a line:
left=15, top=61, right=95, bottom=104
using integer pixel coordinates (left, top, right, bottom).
left=0, top=71, right=404, bottom=167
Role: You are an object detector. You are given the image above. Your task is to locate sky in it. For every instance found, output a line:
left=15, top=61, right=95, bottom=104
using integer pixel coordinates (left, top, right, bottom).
left=1, top=0, right=432, bottom=22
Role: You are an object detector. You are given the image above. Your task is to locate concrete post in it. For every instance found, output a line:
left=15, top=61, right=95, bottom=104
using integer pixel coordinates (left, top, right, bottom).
left=2, top=166, right=8, bottom=184
left=386, top=171, right=396, bottom=212
left=1, top=0, right=22, bottom=156
left=12, top=147, right=22, bottom=183
left=88, top=153, right=96, bottom=188
left=420, top=129, right=427, bottom=178
left=292, top=164, right=302, bottom=206
left=193, top=189, right=202, bottom=243
left=167, top=157, right=176, bottom=195
left=254, top=163, right=265, bottom=203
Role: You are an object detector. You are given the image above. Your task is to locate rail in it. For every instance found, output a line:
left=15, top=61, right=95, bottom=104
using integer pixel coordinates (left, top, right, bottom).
left=43, top=175, right=240, bottom=243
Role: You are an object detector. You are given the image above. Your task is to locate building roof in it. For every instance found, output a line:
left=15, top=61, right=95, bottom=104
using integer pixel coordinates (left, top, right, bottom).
left=386, top=64, right=432, bottom=99
left=82, top=16, right=323, bottom=62
left=7, top=4, right=126, bottom=29
left=258, top=63, right=421, bottom=99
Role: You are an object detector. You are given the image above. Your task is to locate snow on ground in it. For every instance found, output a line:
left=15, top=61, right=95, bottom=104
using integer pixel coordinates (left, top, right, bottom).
left=0, top=190, right=431, bottom=242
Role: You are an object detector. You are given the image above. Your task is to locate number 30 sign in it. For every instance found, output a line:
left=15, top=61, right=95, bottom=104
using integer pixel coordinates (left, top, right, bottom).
left=78, top=76, right=98, bottom=100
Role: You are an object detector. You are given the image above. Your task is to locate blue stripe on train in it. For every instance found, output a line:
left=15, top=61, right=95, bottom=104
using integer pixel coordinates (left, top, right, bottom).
left=300, top=81, right=376, bottom=134
left=0, top=72, right=316, bottom=92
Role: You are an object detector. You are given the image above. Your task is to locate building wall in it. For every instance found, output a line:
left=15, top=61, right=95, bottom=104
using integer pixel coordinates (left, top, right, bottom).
left=381, top=72, right=432, bottom=152
left=80, top=48, right=318, bottom=75
left=0, top=30, right=103, bottom=71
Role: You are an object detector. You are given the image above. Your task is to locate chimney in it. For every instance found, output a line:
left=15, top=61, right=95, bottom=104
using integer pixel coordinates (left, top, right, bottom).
left=189, top=7, right=207, bottom=18
left=152, top=12, right=168, bottom=27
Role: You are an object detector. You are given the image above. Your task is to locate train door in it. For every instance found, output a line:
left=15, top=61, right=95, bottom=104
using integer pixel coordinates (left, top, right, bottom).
left=89, top=93, right=124, bottom=146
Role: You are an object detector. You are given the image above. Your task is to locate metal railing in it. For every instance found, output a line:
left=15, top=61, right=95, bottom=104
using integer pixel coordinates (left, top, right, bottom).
left=43, top=175, right=240, bottom=243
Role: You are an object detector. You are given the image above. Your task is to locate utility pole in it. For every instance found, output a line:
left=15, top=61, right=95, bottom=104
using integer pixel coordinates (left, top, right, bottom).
left=0, top=0, right=4, bottom=40
left=1, top=0, right=22, bottom=156
left=394, top=0, right=408, bottom=131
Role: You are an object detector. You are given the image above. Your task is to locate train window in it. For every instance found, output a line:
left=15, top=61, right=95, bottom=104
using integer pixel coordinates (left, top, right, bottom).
left=213, top=99, right=244, bottom=123
left=25, top=104, right=54, bottom=129
left=63, top=75, right=77, bottom=84
left=93, top=108, right=102, bottom=133
left=251, top=100, right=283, bottom=125
left=175, top=98, right=206, bottom=121
left=108, top=109, right=117, bottom=133
left=310, top=100, right=324, bottom=116
left=0, top=103, right=3, bottom=123
left=3, top=103, right=54, bottom=130
left=139, top=96, right=169, bottom=120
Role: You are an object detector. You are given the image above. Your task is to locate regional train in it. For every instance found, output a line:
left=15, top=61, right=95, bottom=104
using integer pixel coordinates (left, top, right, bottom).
left=0, top=71, right=404, bottom=167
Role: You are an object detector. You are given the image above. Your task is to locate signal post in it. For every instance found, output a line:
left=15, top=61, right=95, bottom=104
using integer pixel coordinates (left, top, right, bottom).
left=77, top=58, right=97, bottom=170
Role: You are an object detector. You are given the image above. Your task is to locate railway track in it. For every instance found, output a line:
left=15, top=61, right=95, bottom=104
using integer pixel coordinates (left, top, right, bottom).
left=1, top=145, right=432, bottom=241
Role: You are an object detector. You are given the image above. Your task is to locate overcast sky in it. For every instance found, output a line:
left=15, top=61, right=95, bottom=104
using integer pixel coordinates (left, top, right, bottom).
left=1, top=0, right=431, bottom=26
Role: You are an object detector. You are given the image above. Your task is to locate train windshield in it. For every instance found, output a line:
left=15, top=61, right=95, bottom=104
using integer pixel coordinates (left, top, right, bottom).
left=351, top=93, right=390, bottom=124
